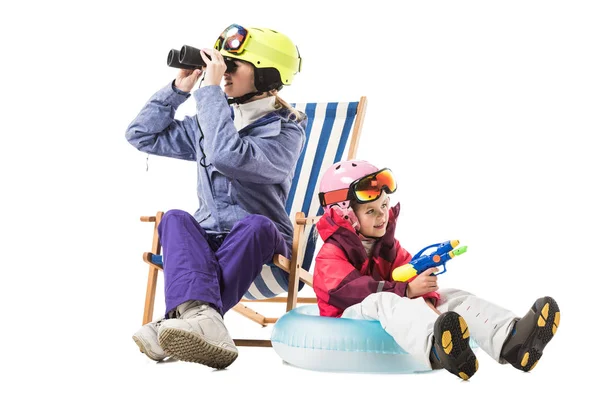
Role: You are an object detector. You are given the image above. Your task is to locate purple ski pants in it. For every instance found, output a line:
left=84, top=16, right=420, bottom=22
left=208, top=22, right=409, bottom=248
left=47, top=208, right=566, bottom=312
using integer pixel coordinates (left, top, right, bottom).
left=158, top=209, right=288, bottom=316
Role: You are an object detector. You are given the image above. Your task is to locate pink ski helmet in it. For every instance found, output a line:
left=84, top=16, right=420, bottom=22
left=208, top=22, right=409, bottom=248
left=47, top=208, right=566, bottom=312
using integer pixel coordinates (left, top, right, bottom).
left=318, top=160, right=380, bottom=229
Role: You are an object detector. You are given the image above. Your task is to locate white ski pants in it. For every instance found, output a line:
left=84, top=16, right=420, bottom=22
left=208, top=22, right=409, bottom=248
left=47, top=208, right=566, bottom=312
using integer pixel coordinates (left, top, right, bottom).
left=341, top=288, right=518, bottom=369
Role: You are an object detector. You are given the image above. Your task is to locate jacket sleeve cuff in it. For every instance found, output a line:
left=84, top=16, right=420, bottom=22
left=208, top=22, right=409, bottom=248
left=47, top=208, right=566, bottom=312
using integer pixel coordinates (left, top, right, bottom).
left=151, top=80, right=191, bottom=107
left=396, top=281, right=409, bottom=297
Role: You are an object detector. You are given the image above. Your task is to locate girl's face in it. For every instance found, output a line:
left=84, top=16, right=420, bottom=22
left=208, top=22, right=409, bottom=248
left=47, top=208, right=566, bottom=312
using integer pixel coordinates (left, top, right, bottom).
left=354, top=192, right=390, bottom=238
left=223, top=60, right=257, bottom=98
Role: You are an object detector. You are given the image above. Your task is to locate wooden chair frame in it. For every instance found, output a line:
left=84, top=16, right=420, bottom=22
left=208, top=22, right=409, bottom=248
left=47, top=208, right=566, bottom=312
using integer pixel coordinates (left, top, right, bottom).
left=138, top=96, right=367, bottom=347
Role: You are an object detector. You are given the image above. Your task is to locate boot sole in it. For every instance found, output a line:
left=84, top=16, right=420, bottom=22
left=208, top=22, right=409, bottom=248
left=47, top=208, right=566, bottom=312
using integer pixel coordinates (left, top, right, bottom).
left=433, top=312, right=478, bottom=380
left=513, top=296, right=560, bottom=372
left=158, top=328, right=238, bottom=369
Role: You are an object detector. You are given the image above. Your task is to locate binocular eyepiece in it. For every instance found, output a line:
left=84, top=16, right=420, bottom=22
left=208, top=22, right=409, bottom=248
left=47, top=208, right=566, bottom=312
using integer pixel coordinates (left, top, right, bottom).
left=167, top=45, right=238, bottom=73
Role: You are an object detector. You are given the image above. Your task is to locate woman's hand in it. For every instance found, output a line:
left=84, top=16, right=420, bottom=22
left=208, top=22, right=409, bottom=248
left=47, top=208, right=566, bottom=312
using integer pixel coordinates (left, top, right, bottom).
left=200, top=48, right=227, bottom=87
left=174, top=68, right=203, bottom=93
left=406, top=267, right=439, bottom=298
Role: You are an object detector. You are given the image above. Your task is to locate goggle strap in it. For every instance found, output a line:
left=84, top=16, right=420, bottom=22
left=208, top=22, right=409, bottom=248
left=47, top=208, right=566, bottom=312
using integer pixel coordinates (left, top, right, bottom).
left=319, top=188, right=350, bottom=207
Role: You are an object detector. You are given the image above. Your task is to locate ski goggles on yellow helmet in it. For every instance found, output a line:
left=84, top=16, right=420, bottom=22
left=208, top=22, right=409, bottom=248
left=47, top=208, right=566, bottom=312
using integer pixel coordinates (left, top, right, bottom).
left=213, top=24, right=301, bottom=91
left=319, top=168, right=397, bottom=207
left=214, top=24, right=249, bottom=54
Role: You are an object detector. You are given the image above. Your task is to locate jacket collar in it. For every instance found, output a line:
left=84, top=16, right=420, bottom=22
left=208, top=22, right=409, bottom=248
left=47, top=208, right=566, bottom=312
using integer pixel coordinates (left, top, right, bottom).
left=233, top=107, right=307, bottom=134
left=232, top=96, right=278, bottom=131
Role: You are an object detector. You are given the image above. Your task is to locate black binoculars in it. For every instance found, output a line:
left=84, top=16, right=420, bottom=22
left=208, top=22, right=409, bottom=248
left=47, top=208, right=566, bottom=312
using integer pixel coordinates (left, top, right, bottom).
left=167, top=45, right=238, bottom=73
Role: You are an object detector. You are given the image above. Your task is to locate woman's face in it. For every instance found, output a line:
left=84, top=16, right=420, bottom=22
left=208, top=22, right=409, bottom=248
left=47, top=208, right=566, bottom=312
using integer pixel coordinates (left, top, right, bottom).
left=354, top=192, right=390, bottom=238
left=223, top=60, right=257, bottom=98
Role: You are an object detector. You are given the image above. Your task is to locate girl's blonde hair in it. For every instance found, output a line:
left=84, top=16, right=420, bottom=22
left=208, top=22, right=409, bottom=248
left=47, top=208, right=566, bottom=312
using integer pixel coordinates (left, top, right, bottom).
left=269, top=89, right=304, bottom=121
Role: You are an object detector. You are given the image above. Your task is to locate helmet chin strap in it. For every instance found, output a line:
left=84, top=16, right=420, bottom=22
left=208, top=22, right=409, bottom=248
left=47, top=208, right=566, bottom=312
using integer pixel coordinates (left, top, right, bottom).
left=227, top=91, right=263, bottom=105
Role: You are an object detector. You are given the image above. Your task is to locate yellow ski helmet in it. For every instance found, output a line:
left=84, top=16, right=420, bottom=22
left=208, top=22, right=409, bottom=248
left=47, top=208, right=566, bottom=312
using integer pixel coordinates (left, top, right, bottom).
left=214, top=24, right=302, bottom=92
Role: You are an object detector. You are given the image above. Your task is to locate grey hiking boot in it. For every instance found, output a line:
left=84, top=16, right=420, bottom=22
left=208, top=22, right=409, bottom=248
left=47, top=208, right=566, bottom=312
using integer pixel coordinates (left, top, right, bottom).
left=132, top=319, right=167, bottom=362
left=158, top=300, right=238, bottom=369
left=501, top=296, right=560, bottom=372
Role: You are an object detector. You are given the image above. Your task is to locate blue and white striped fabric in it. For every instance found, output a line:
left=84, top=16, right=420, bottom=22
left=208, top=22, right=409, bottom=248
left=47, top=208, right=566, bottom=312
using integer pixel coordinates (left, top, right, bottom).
left=242, top=101, right=359, bottom=300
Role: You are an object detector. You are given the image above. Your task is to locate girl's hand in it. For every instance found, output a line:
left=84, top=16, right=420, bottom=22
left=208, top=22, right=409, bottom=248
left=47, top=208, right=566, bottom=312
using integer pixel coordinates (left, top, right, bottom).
left=200, top=48, right=227, bottom=87
left=406, top=267, right=439, bottom=298
left=175, top=68, right=203, bottom=93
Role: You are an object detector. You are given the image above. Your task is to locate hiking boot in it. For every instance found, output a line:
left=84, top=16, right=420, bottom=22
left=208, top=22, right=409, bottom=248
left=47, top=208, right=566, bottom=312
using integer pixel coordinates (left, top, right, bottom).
left=132, top=319, right=166, bottom=362
left=158, top=300, right=238, bottom=369
left=501, top=296, right=560, bottom=372
left=432, top=311, right=479, bottom=380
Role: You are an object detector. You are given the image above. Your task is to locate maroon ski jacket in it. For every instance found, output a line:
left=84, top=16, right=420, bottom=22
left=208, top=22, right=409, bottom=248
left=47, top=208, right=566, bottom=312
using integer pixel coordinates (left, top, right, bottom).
left=314, top=203, right=440, bottom=317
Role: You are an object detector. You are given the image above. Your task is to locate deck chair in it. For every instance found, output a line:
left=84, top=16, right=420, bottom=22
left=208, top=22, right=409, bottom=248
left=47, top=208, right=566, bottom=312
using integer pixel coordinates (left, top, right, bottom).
left=138, top=96, right=367, bottom=347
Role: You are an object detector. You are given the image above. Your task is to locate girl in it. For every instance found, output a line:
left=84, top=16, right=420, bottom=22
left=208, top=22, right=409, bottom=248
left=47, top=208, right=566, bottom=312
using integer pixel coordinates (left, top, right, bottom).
left=314, top=160, right=560, bottom=380
left=126, top=24, right=305, bottom=369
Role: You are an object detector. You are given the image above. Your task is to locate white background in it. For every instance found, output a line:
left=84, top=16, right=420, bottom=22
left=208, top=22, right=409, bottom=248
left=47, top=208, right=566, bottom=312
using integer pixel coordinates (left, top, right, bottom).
left=1, top=0, right=598, bottom=398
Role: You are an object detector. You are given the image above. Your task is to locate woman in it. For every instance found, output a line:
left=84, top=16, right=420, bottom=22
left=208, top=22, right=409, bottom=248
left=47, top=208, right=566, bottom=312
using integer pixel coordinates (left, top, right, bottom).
left=126, top=24, right=305, bottom=369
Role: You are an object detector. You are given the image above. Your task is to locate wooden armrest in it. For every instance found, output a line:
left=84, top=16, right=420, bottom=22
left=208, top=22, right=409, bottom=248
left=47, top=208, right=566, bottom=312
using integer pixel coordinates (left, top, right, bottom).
left=142, top=252, right=163, bottom=270
left=140, top=216, right=156, bottom=222
left=142, top=252, right=154, bottom=263
left=272, top=254, right=290, bottom=270
left=295, top=215, right=321, bottom=226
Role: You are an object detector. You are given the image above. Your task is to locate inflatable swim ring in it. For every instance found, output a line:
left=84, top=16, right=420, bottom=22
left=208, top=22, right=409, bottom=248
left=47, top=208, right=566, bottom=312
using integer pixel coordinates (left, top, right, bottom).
left=271, top=305, right=477, bottom=373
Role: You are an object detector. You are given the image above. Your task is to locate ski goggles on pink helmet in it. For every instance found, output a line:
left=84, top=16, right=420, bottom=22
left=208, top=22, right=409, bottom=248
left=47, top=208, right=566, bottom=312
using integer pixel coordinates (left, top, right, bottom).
left=319, top=168, right=397, bottom=207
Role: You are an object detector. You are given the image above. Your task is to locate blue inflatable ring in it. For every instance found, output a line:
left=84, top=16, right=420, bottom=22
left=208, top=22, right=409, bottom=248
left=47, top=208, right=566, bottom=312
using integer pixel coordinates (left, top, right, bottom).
left=271, top=305, right=430, bottom=373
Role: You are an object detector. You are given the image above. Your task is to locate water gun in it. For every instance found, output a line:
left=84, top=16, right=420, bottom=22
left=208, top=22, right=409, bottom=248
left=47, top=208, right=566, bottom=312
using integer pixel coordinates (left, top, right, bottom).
left=392, top=240, right=468, bottom=282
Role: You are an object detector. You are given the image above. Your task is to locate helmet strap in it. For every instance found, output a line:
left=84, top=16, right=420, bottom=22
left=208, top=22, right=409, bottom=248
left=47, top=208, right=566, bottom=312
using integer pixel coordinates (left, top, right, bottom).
left=227, top=91, right=263, bottom=105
